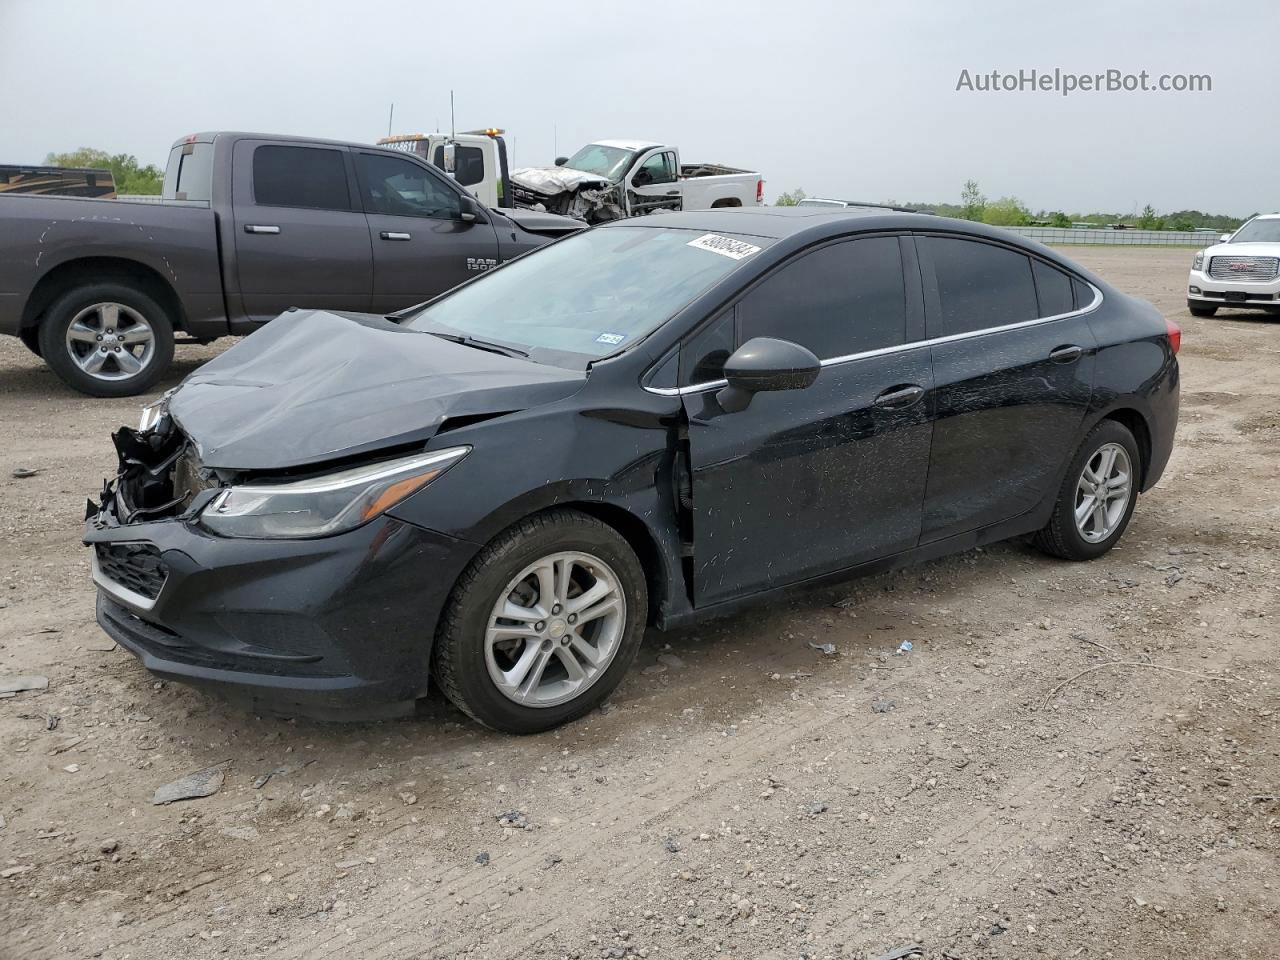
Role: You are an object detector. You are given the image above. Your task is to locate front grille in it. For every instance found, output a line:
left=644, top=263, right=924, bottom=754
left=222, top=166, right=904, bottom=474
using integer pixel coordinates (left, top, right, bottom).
left=95, top=542, right=167, bottom=600
left=1208, top=256, right=1279, bottom=282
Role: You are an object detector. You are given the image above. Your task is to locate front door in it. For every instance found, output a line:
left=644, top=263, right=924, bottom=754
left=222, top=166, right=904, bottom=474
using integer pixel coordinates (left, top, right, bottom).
left=626, top=149, right=683, bottom=216
left=915, top=235, right=1098, bottom=543
left=231, top=140, right=372, bottom=323
left=681, top=236, right=934, bottom=606
left=354, top=151, right=502, bottom=313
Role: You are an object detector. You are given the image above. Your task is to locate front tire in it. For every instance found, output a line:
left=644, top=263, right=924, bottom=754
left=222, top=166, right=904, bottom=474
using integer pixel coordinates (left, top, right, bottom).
left=18, top=326, right=42, bottom=357
left=38, top=283, right=174, bottom=397
left=433, top=509, right=647, bottom=733
left=1188, top=302, right=1217, bottom=317
left=1034, top=420, right=1141, bottom=561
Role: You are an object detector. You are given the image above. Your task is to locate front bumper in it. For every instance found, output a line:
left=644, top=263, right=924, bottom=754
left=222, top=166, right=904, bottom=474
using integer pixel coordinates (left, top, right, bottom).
left=1187, top=268, right=1280, bottom=307
left=85, top=511, right=479, bottom=720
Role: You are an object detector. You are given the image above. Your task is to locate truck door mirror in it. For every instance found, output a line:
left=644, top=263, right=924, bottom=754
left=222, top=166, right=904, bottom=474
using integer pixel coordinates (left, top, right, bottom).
left=458, top=194, right=484, bottom=223
left=554, top=156, right=569, bottom=167
left=442, top=143, right=457, bottom=175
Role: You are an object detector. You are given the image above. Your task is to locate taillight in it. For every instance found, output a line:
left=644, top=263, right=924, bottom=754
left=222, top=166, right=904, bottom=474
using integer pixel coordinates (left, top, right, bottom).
left=1166, top=317, right=1181, bottom=354
left=756, top=180, right=763, bottom=204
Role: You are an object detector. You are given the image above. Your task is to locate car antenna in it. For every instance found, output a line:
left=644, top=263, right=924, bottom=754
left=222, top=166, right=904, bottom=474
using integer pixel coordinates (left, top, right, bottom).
left=450, top=90, right=455, bottom=142
left=387, top=102, right=394, bottom=139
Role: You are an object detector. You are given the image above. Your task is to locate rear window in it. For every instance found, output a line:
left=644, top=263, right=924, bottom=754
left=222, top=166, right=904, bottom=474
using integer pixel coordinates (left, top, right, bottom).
left=252, top=145, right=350, bottom=211
left=163, top=142, right=214, bottom=201
left=924, top=237, right=1038, bottom=338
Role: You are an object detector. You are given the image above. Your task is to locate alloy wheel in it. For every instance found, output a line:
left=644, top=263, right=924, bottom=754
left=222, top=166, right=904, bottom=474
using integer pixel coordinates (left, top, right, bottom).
left=1074, top=442, right=1132, bottom=543
left=64, top=302, right=156, bottom=382
left=484, top=551, right=626, bottom=708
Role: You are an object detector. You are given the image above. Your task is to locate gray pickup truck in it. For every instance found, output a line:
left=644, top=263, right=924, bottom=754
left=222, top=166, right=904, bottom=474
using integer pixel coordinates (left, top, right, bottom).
left=0, top=132, right=583, bottom=396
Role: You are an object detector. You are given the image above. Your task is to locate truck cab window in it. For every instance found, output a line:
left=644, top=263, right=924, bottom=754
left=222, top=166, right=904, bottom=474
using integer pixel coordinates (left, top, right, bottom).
left=634, top=151, right=676, bottom=186
left=431, top=145, right=486, bottom=188
left=252, top=145, right=350, bottom=211
left=358, top=154, right=461, bottom=220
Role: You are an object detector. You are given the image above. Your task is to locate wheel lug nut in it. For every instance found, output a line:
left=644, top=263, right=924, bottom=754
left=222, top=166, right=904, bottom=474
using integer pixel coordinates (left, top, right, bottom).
left=95, top=335, right=102, bottom=341
left=561, top=637, right=570, bottom=645
left=535, top=621, right=546, bottom=631
left=567, top=614, right=577, bottom=624
left=551, top=604, right=561, bottom=615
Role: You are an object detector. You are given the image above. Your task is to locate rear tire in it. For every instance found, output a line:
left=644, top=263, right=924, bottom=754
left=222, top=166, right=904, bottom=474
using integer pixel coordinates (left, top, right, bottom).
left=38, top=283, right=174, bottom=398
left=1188, top=302, right=1217, bottom=317
left=433, top=509, right=647, bottom=734
left=1034, top=420, right=1141, bottom=561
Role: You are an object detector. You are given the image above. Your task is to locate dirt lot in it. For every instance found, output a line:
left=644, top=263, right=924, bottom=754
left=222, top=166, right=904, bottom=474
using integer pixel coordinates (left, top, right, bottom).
left=0, top=247, right=1276, bottom=960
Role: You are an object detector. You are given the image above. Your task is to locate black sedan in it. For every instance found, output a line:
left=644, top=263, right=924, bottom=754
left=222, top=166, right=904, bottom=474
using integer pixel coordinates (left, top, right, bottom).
left=85, top=209, right=1180, bottom=733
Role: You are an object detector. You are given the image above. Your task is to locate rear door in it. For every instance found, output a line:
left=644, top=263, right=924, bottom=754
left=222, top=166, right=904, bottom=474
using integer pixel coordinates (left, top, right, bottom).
left=354, top=150, right=502, bottom=312
left=231, top=140, right=372, bottom=323
left=681, top=236, right=933, bottom=606
left=916, top=234, right=1098, bottom=543
left=626, top=149, right=683, bottom=216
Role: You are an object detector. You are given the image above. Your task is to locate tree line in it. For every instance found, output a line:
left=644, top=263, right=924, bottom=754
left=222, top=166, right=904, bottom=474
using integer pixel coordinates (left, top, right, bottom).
left=43, top=147, right=163, bottom=195
left=775, top=182, right=1248, bottom=232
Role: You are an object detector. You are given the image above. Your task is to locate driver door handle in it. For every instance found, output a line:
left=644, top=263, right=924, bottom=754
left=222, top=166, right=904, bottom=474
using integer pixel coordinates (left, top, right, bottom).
left=380, top=231, right=412, bottom=241
left=1049, top=344, right=1084, bottom=363
left=872, top=384, right=925, bottom=409
left=244, top=224, right=280, bottom=235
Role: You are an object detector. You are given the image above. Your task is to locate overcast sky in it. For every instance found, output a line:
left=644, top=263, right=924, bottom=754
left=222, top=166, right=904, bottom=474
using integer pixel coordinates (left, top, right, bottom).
left=1, top=0, right=1274, bottom=216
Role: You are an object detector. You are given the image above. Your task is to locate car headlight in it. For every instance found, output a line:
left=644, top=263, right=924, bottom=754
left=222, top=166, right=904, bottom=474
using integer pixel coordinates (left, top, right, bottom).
left=1192, top=251, right=1205, bottom=270
left=199, top=446, right=468, bottom=539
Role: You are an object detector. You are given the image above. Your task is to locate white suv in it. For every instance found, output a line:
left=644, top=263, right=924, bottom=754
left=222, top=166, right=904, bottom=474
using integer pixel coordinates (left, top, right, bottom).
left=1187, top=214, right=1280, bottom=317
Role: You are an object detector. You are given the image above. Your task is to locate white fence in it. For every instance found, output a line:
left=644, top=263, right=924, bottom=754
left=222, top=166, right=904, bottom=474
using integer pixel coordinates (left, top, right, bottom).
left=1005, top=226, right=1221, bottom=247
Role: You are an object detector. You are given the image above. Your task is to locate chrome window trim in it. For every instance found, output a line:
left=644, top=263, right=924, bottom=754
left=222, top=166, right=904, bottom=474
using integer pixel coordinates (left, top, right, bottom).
left=644, top=281, right=1103, bottom=397
left=91, top=549, right=161, bottom=613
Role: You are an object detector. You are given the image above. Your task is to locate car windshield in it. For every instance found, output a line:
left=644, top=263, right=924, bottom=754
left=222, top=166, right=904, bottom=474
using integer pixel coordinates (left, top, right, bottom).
left=405, top=226, right=770, bottom=368
left=1228, top=218, right=1280, bottom=243
left=562, top=144, right=637, bottom=181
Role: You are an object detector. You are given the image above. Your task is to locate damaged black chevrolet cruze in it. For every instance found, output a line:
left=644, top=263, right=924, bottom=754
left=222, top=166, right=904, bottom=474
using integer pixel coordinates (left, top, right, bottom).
left=85, top=209, right=1180, bottom=733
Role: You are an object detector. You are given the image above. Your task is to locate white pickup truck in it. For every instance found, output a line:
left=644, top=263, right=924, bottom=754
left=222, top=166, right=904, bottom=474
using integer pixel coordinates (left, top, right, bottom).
left=510, top=139, right=764, bottom=224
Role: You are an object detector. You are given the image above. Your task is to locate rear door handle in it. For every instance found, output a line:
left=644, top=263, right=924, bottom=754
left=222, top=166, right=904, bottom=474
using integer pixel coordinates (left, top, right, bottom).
left=243, top=224, right=280, bottom=235
left=872, top=384, right=925, bottom=409
left=1049, top=344, right=1084, bottom=363
left=380, top=231, right=412, bottom=241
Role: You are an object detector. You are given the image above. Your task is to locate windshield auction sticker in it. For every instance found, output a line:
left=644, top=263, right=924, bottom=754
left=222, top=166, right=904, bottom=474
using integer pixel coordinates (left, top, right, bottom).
left=686, top=234, right=762, bottom=260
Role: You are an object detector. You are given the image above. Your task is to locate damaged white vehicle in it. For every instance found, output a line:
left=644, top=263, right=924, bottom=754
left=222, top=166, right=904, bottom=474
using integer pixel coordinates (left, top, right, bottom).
left=511, top=140, right=763, bottom=224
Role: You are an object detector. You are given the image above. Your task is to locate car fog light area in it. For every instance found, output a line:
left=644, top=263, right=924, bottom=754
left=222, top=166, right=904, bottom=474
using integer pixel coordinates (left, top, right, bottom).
left=199, top=446, right=468, bottom=539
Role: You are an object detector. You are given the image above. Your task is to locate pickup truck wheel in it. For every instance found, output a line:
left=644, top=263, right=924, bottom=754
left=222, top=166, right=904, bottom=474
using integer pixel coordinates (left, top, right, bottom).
left=19, top=326, right=42, bottom=357
left=38, top=284, right=174, bottom=397
left=432, top=509, right=647, bottom=734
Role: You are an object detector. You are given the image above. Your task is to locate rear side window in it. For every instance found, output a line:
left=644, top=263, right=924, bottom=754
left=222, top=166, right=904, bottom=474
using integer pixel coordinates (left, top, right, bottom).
left=163, top=142, right=214, bottom=201
left=253, top=146, right=350, bottom=210
left=924, top=237, right=1037, bottom=337
left=1073, top=277, right=1095, bottom=310
left=1032, top=259, right=1074, bottom=318
left=735, top=238, right=906, bottom=361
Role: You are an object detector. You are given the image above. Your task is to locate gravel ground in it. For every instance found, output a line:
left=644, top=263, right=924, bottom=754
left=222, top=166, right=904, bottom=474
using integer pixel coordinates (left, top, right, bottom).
left=0, top=247, right=1276, bottom=960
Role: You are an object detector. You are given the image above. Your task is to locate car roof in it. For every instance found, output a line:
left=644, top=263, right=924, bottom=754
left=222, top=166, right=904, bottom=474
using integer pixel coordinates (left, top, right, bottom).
left=174, top=131, right=407, bottom=153
left=592, top=138, right=663, bottom=152
left=601, top=207, right=994, bottom=241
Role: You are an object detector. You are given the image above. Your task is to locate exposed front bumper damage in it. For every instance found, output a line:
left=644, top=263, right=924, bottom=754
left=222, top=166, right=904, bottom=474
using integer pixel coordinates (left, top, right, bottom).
left=510, top=167, right=625, bottom=224
left=84, top=418, right=477, bottom=720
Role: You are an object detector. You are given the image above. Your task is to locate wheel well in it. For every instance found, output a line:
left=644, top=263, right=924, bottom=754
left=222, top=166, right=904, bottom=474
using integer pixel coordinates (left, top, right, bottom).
left=557, top=501, right=665, bottom=626
left=1101, top=408, right=1152, bottom=487
left=20, top=257, right=186, bottom=332
left=710, top=197, right=742, bottom=208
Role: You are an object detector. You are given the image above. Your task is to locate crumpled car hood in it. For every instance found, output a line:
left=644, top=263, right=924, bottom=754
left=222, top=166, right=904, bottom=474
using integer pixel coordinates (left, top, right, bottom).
left=512, top=166, right=612, bottom=196
left=167, top=310, right=585, bottom=471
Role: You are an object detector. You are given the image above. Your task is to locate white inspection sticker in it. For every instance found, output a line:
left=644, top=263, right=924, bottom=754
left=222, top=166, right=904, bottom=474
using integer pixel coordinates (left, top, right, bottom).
left=686, top=233, right=762, bottom=260
left=595, top=332, right=626, bottom=345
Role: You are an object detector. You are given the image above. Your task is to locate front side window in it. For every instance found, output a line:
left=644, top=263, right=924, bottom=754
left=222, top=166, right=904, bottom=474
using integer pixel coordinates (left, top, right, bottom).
left=252, top=145, right=350, bottom=211
left=406, top=226, right=770, bottom=369
left=923, top=236, right=1037, bottom=338
left=737, top=238, right=906, bottom=360
left=358, top=153, right=461, bottom=219
left=634, top=151, right=676, bottom=186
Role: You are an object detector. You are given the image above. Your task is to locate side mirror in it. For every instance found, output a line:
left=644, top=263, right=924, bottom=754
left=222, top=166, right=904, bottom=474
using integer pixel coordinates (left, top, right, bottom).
left=716, top=337, right=820, bottom=413
left=1220, top=233, right=1231, bottom=243
left=554, top=156, right=569, bottom=167
left=458, top=194, right=483, bottom=223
